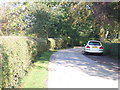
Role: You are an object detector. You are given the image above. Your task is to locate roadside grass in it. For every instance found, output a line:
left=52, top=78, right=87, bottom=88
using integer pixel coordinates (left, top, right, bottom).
left=0, top=66, right=2, bottom=88
left=20, top=50, right=56, bottom=88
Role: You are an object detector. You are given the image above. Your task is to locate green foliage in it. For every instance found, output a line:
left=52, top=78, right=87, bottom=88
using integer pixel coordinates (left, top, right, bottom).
left=0, top=2, right=119, bottom=45
left=93, top=2, right=120, bottom=42
left=48, top=38, right=56, bottom=49
left=103, top=43, right=120, bottom=59
left=0, top=2, right=28, bottom=36
left=112, top=39, right=120, bottom=43
left=0, top=36, right=49, bottom=88
left=0, top=63, right=2, bottom=88
left=0, top=2, right=63, bottom=38
left=20, top=51, right=55, bottom=88
left=57, top=2, right=99, bottom=45
left=78, top=37, right=99, bottom=46
left=48, top=38, right=68, bottom=50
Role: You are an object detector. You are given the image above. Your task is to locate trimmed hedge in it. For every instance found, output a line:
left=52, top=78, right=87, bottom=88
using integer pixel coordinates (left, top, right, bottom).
left=0, top=37, right=71, bottom=88
left=103, top=43, right=120, bottom=59
left=0, top=36, right=49, bottom=88
left=48, top=38, right=68, bottom=49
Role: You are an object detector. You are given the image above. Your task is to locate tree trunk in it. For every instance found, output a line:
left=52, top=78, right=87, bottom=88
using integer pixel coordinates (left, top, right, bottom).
left=99, top=27, right=105, bottom=43
left=0, top=23, right=3, bottom=36
left=119, top=30, right=120, bottom=39
left=0, top=30, right=3, bottom=36
left=105, top=30, right=109, bottom=39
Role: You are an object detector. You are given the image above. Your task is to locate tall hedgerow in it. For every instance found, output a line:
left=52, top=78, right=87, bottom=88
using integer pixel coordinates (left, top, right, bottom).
left=0, top=36, right=49, bottom=88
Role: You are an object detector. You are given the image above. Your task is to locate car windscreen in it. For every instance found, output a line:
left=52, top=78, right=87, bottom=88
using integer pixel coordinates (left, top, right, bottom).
left=89, top=42, right=101, bottom=46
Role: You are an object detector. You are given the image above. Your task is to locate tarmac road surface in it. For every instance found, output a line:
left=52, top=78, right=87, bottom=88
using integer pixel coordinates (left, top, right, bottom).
left=48, top=47, right=119, bottom=88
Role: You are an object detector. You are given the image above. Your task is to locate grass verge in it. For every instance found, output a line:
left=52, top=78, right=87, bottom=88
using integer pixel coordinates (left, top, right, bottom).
left=20, top=50, right=56, bottom=88
left=0, top=66, right=2, bottom=88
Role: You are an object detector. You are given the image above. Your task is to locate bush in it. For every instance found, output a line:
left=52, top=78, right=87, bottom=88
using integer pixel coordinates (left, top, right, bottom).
left=0, top=36, right=48, bottom=88
left=48, top=38, right=68, bottom=50
left=103, top=43, right=120, bottom=59
left=79, top=38, right=99, bottom=46
left=112, top=39, right=120, bottom=43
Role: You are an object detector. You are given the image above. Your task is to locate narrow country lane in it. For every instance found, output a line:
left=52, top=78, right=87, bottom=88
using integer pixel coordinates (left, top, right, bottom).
left=48, top=47, right=118, bottom=88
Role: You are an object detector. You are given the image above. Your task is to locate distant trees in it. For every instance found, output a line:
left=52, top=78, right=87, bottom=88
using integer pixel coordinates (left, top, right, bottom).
left=59, top=2, right=120, bottom=43
left=0, top=2, right=119, bottom=44
left=57, top=2, right=99, bottom=45
left=92, top=2, right=120, bottom=42
left=0, top=2, right=63, bottom=38
left=0, top=2, right=29, bottom=35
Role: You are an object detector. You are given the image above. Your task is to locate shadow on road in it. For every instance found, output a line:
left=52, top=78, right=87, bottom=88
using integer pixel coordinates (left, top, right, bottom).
left=50, top=48, right=119, bottom=81
left=84, top=53, right=119, bottom=73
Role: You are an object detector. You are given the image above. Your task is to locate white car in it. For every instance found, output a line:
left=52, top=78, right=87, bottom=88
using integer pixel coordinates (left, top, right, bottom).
left=84, top=40, right=103, bottom=54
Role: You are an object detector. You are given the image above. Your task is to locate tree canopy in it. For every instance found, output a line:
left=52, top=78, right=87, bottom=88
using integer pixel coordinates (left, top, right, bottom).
left=0, top=2, right=119, bottom=44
